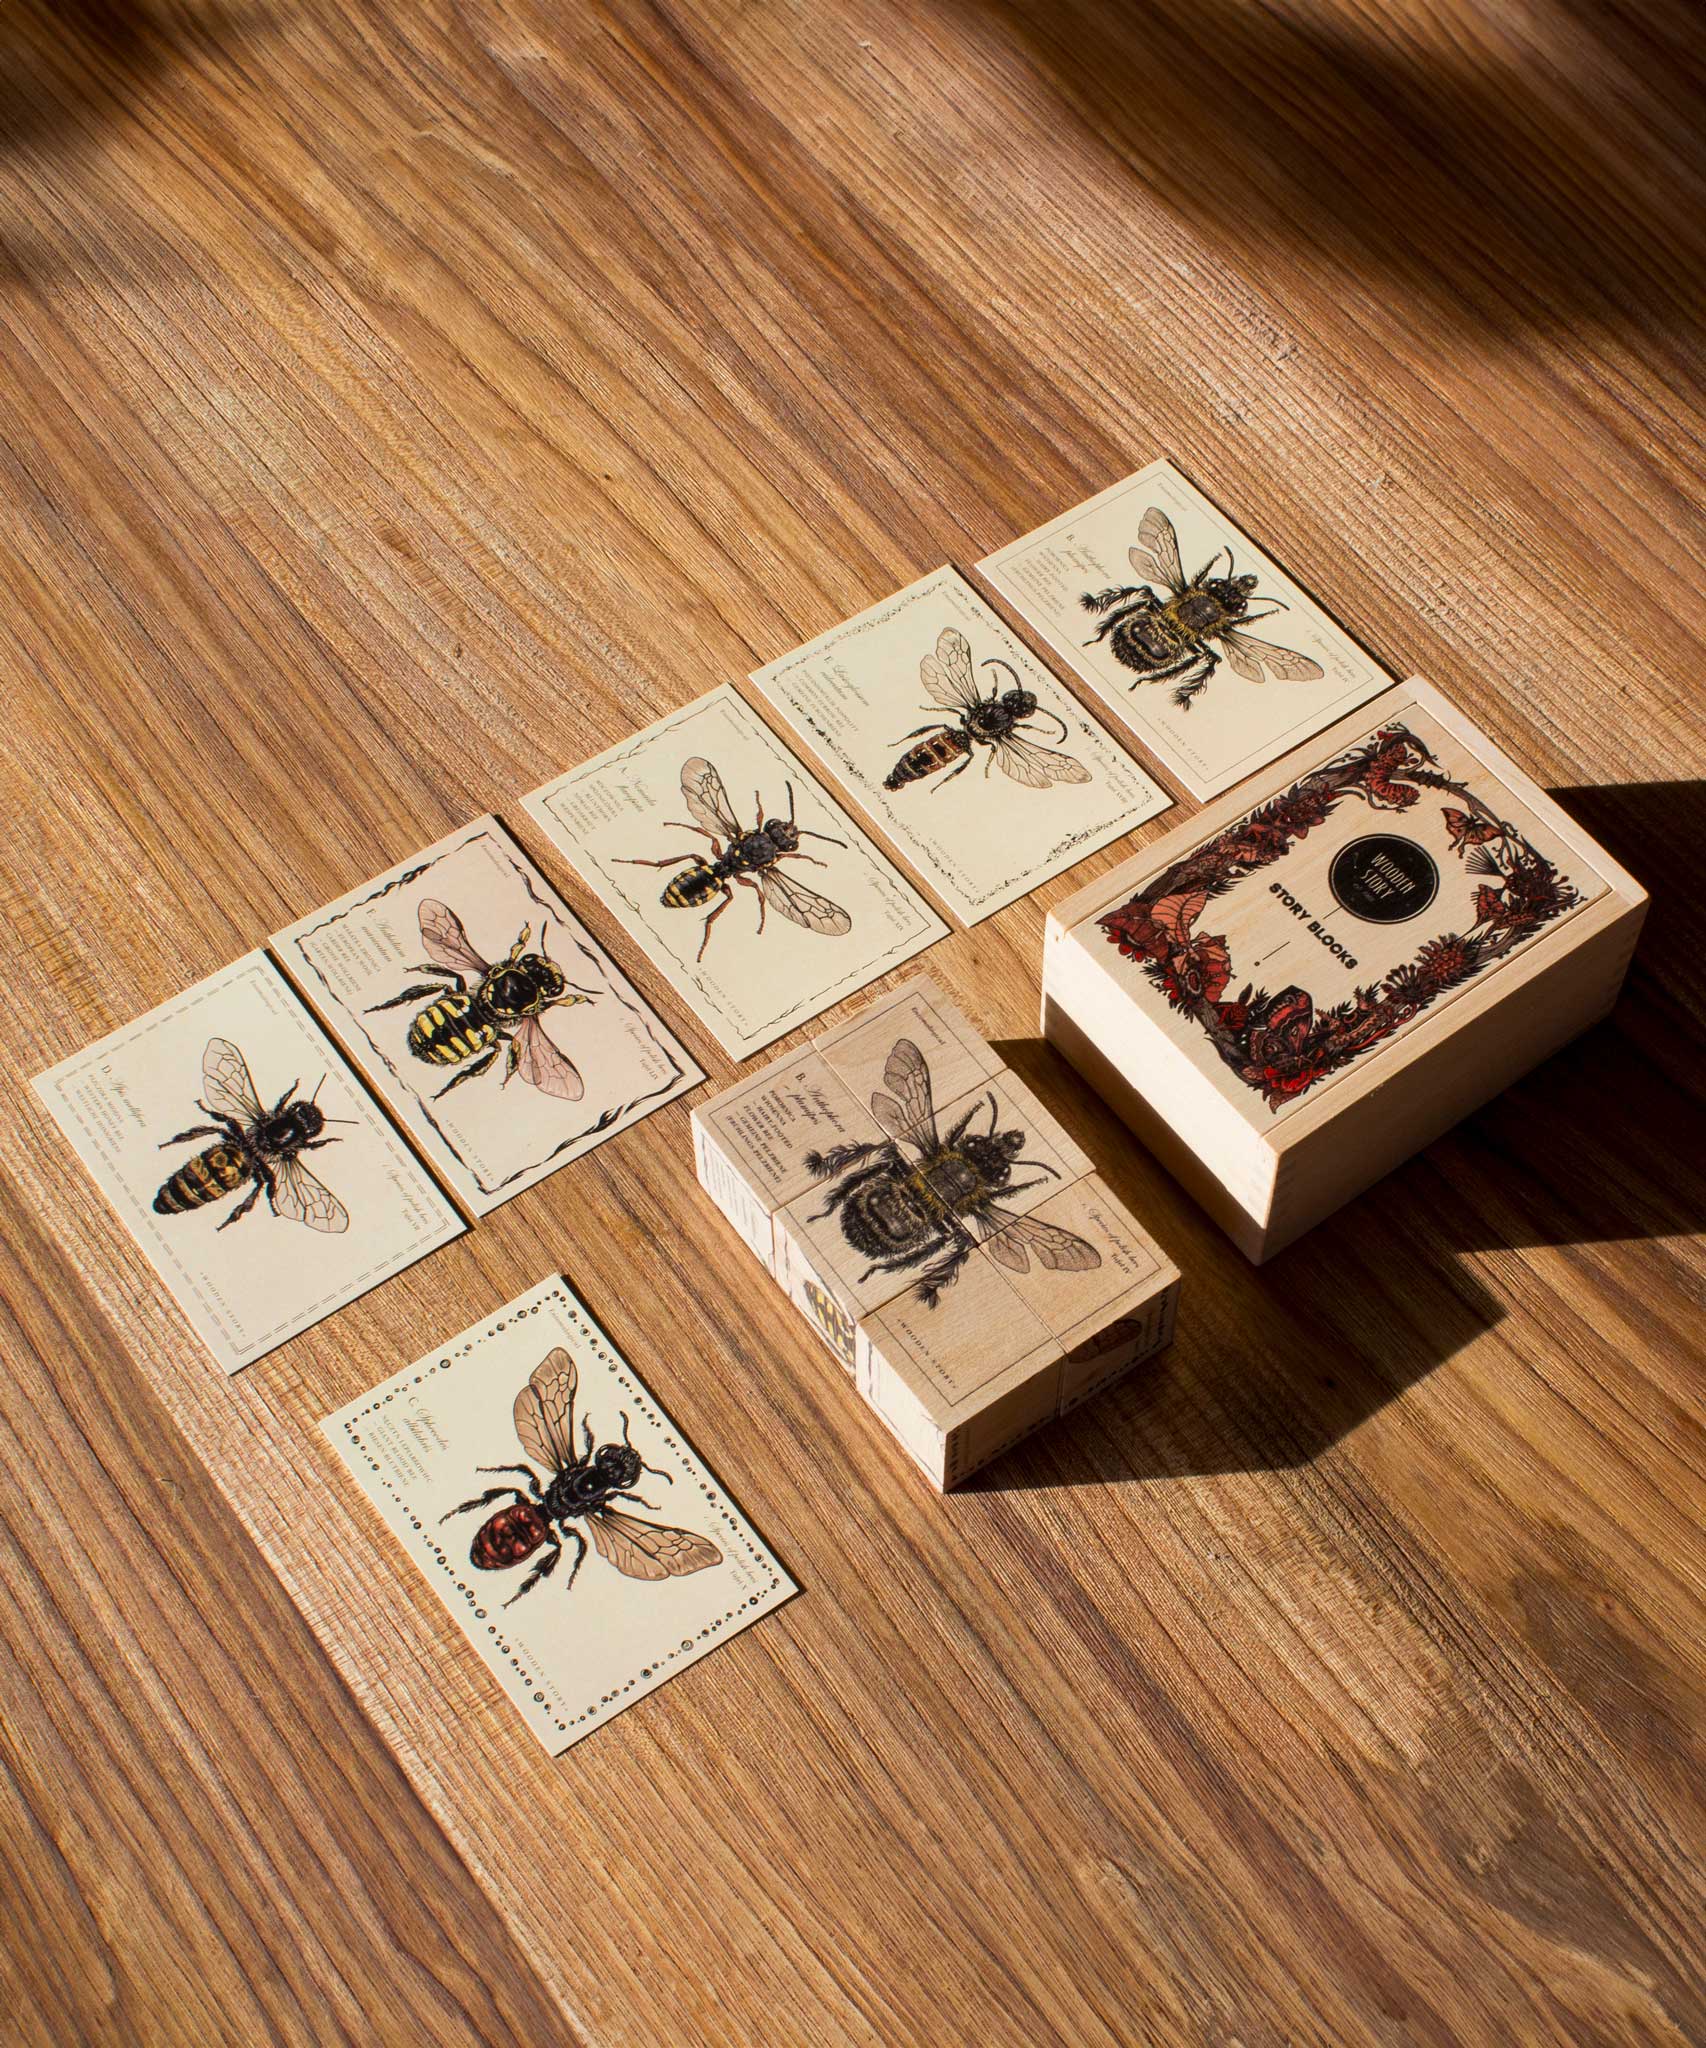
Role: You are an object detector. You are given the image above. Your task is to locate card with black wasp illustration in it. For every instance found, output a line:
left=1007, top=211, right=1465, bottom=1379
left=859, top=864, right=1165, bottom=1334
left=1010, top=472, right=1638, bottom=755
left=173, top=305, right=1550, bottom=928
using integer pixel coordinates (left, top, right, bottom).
left=31, top=952, right=463, bottom=1374
left=272, top=818, right=703, bottom=1215
left=521, top=685, right=948, bottom=1059
left=320, top=1275, right=796, bottom=1755
left=980, top=459, right=1396, bottom=801
left=748, top=567, right=1172, bottom=924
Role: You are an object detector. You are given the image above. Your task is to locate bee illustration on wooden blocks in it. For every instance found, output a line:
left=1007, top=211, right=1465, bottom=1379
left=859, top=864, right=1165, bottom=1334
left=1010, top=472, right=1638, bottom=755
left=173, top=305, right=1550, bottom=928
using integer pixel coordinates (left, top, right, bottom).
left=153, top=1036, right=351, bottom=1232
left=804, top=1037, right=1100, bottom=1306
left=367, top=899, right=593, bottom=1101
left=884, top=628, right=1091, bottom=793
left=443, top=1347, right=722, bottom=1606
left=616, top=757, right=853, bottom=961
left=1081, top=503, right=1325, bottom=709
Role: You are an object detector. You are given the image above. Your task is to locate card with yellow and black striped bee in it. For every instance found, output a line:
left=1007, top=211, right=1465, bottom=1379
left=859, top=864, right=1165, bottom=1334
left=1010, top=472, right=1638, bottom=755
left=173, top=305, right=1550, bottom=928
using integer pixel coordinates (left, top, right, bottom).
left=32, top=951, right=464, bottom=1374
left=273, top=817, right=703, bottom=1215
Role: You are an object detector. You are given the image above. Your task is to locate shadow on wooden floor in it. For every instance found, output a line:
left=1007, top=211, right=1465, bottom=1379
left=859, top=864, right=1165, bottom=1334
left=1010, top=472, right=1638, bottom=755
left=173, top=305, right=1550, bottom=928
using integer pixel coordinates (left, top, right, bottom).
left=980, top=778, right=1701, bottom=1483
left=969, top=0, right=1706, bottom=345
left=0, top=1, right=273, bottom=284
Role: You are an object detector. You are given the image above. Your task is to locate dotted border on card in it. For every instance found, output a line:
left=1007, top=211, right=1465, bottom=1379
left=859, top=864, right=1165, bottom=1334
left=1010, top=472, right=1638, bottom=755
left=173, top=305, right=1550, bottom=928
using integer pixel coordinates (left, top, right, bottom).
left=332, top=1282, right=790, bottom=1740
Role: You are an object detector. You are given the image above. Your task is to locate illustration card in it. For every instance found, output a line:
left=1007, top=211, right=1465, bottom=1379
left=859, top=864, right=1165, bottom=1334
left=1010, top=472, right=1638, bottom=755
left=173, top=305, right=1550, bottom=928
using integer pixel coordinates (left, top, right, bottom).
left=522, top=685, right=948, bottom=1059
left=321, top=1275, right=797, bottom=1754
left=32, top=952, right=464, bottom=1374
left=272, top=818, right=703, bottom=1215
left=980, top=459, right=1395, bottom=799
left=749, top=567, right=1172, bottom=923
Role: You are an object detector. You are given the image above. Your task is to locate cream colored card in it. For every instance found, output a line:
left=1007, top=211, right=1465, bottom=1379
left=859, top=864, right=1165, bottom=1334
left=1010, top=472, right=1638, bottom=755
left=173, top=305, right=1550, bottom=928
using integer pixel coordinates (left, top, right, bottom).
left=32, top=952, right=463, bottom=1374
left=1076, top=702, right=1610, bottom=1121
left=980, top=459, right=1395, bottom=799
left=748, top=567, right=1172, bottom=923
left=521, top=685, right=948, bottom=1059
left=273, top=818, right=703, bottom=1215
left=321, top=1275, right=797, bottom=1755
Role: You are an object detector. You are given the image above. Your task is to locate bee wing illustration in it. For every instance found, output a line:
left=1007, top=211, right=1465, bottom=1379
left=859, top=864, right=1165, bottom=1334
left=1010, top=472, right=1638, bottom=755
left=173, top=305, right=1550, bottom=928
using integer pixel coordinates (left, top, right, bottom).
left=506, top=1016, right=585, bottom=1101
left=201, top=1038, right=267, bottom=1124
left=587, top=1506, right=722, bottom=1581
left=514, top=1348, right=577, bottom=1472
left=1219, top=629, right=1325, bottom=685
left=680, top=757, right=743, bottom=841
left=869, top=1037, right=938, bottom=1146
left=270, top=1155, right=351, bottom=1234
left=977, top=1205, right=1102, bottom=1275
left=919, top=627, right=981, bottom=713
left=1129, top=506, right=1185, bottom=593
left=990, top=733, right=1094, bottom=789
left=418, top=899, right=492, bottom=978
left=756, top=866, right=853, bottom=938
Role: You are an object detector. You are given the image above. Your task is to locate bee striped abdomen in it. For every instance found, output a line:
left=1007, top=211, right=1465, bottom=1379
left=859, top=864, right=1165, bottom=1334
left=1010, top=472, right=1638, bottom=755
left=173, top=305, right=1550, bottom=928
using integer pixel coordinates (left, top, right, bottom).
left=408, top=990, right=498, bottom=1067
left=884, top=730, right=971, bottom=791
left=662, top=862, right=722, bottom=909
left=154, top=1143, right=247, bottom=1215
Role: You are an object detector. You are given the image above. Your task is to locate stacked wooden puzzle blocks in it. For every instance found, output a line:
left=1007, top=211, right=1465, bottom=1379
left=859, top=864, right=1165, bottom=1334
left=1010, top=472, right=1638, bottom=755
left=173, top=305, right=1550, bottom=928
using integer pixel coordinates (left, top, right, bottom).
left=693, top=977, right=1180, bottom=1487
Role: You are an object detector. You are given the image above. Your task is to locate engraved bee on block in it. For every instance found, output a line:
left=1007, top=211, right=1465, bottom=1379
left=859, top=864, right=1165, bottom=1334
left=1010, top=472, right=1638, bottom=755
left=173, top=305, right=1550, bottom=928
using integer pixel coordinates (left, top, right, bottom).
left=801, top=1037, right=1100, bottom=1309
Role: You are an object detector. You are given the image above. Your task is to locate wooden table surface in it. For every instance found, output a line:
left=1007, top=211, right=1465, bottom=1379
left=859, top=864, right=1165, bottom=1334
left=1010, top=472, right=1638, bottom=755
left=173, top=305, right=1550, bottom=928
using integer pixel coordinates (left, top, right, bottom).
left=2, top=1, right=1702, bottom=2042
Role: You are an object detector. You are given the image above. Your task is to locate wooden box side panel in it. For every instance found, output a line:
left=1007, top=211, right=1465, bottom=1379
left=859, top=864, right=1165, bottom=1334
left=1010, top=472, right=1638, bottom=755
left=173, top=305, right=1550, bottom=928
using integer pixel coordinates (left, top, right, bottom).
left=692, top=1112, right=782, bottom=1274
left=1040, top=989, right=1273, bottom=1263
left=1059, top=1273, right=1181, bottom=1416
left=1263, top=897, right=1648, bottom=1259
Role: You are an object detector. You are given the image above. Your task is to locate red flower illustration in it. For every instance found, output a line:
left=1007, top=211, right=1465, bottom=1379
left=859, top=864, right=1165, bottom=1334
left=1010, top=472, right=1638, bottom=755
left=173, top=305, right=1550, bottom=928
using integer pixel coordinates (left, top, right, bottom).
left=1094, top=724, right=1576, bottom=1112
left=1155, top=933, right=1231, bottom=1010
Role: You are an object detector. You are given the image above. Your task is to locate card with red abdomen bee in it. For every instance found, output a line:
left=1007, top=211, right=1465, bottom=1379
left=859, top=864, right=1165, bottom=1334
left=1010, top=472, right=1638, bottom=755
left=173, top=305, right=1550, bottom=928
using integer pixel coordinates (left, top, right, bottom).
left=32, top=951, right=464, bottom=1374
left=320, top=1275, right=797, bottom=1755
left=749, top=566, right=1171, bottom=924
left=980, top=459, right=1396, bottom=801
left=522, top=685, right=948, bottom=1060
left=272, top=817, right=703, bottom=1216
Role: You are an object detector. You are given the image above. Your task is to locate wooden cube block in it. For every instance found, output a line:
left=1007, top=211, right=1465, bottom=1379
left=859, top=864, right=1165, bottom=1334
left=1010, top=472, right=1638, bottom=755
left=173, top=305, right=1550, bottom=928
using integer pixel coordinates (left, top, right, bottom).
left=1043, top=677, right=1648, bottom=1264
left=692, top=976, right=1181, bottom=1487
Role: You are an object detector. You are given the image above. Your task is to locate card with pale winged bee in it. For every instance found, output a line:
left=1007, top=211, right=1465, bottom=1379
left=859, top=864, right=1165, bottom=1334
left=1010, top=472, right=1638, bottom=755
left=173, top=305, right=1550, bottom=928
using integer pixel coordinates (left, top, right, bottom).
left=273, top=818, right=703, bottom=1215
left=980, top=459, right=1396, bottom=800
left=749, top=567, right=1172, bottom=924
left=32, top=952, right=463, bottom=1374
left=522, top=685, right=948, bottom=1060
left=320, top=1275, right=796, bottom=1755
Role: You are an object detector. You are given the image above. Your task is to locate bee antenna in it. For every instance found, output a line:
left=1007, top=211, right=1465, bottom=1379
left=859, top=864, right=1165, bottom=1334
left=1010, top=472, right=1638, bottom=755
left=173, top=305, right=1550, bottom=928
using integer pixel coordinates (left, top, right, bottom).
left=980, top=657, right=1022, bottom=691
left=310, top=1075, right=326, bottom=1103
left=786, top=780, right=797, bottom=825
left=1034, top=704, right=1071, bottom=745
left=797, top=828, right=848, bottom=848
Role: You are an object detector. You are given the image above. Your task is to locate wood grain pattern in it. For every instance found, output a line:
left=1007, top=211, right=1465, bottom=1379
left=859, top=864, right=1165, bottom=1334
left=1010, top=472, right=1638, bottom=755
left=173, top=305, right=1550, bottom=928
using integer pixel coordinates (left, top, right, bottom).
left=1, top=0, right=1702, bottom=2042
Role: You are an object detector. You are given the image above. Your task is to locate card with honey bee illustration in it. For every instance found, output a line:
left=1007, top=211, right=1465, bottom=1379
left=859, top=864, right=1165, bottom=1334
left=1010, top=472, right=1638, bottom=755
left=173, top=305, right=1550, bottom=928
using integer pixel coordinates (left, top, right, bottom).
left=748, top=567, right=1172, bottom=923
left=32, top=951, right=464, bottom=1374
left=980, top=459, right=1397, bottom=800
left=320, top=1275, right=797, bottom=1755
left=522, top=685, right=948, bottom=1059
left=272, top=818, right=703, bottom=1216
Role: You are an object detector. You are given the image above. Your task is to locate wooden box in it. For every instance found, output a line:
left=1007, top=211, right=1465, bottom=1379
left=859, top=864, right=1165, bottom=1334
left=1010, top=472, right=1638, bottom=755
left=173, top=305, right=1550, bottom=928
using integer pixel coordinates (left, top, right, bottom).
left=692, top=977, right=1181, bottom=1487
left=1043, top=677, right=1647, bottom=1263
